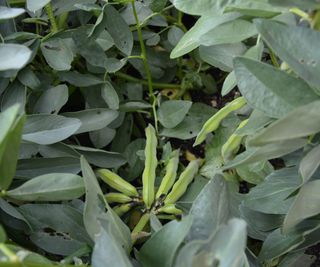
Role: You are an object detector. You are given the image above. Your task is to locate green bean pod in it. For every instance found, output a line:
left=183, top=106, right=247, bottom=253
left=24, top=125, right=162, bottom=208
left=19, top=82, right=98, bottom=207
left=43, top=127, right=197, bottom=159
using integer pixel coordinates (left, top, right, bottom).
left=193, top=97, right=247, bottom=146
left=156, top=150, right=180, bottom=199
left=221, top=119, right=249, bottom=161
left=158, top=204, right=183, bottom=215
left=142, top=124, right=158, bottom=209
left=113, top=203, right=133, bottom=217
left=96, top=169, right=139, bottom=197
left=105, top=192, right=133, bottom=204
left=164, top=160, right=200, bottom=205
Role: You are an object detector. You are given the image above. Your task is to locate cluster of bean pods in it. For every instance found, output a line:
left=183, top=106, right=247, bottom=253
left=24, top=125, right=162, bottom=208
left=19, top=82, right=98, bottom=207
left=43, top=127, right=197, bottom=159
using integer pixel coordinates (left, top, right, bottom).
left=95, top=124, right=200, bottom=233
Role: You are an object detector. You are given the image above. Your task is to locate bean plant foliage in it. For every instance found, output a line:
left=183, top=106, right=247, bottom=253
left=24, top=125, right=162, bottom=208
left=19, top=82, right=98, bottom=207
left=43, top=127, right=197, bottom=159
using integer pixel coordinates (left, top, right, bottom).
left=0, top=0, right=320, bottom=266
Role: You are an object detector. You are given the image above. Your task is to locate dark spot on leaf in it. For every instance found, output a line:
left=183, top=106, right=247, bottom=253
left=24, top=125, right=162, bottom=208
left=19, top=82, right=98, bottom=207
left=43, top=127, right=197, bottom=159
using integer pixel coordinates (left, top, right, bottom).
left=300, top=59, right=305, bottom=64
left=43, top=227, right=55, bottom=234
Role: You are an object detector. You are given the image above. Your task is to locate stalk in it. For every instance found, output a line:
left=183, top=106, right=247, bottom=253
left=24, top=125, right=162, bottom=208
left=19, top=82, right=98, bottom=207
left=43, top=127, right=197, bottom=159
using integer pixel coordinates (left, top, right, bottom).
left=45, top=2, right=58, bottom=33
left=131, top=0, right=158, bottom=131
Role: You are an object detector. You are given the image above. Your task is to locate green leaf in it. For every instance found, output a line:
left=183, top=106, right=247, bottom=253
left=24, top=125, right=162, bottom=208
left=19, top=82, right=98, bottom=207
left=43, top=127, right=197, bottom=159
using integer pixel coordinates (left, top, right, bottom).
left=19, top=204, right=91, bottom=245
left=62, top=109, right=118, bottom=134
left=22, top=114, right=81, bottom=145
left=221, top=41, right=264, bottom=96
left=160, top=103, right=217, bottom=140
left=101, top=82, right=119, bottom=110
left=33, top=84, right=68, bottom=114
left=0, top=104, right=25, bottom=190
left=249, top=101, right=320, bottom=146
left=58, top=71, right=104, bottom=87
left=0, top=6, right=25, bottom=20
left=269, top=0, right=320, bottom=9
left=224, top=1, right=283, bottom=17
left=16, top=157, right=80, bottom=178
left=223, top=139, right=307, bottom=169
left=256, top=19, right=320, bottom=91
left=71, top=145, right=126, bottom=168
left=200, top=19, right=257, bottom=46
left=41, top=38, right=74, bottom=71
left=7, top=173, right=85, bottom=201
left=91, top=5, right=133, bottom=55
left=167, top=26, right=184, bottom=47
left=172, top=0, right=232, bottom=15
left=259, top=229, right=304, bottom=261
left=26, top=0, right=51, bottom=12
left=139, top=216, right=192, bottom=267
left=80, top=156, right=132, bottom=251
left=0, top=44, right=31, bottom=71
left=234, top=57, right=318, bottom=118
left=175, top=218, right=247, bottom=267
left=187, top=175, right=233, bottom=241
left=199, top=43, right=246, bottom=72
left=243, top=168, right=301, bottom=214
left=170, top=13, right=240, bottom=58
left=236, top=161, right=273, bottom=185
left=299, top=145, right=320, bottom=183
left=158, top=100, right=192, bottom=129
left=283, top=180, right=320, bottom=232
left=92, top=227, right=133, bottom=267
left=150, top=0, right=167, bottom=12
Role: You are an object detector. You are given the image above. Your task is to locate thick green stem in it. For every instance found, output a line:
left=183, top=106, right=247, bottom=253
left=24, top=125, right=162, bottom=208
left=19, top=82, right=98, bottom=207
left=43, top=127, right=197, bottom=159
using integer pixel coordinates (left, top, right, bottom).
left=45, top=3, right=58, bottom=33
left=132, top=213, right=150, bottom=234
left=131, top=0, right=158, bottom=131
left=0, top=244, right=19, bottom=263
left=114, top=72, right=181, bottom=89
left=268, top=47, right=280, bottom=68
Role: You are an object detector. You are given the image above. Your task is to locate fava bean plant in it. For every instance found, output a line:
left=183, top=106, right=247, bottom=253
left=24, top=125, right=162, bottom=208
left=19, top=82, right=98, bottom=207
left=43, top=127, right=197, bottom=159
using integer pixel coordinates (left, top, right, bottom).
left=0, top=0, right=320, bottom=267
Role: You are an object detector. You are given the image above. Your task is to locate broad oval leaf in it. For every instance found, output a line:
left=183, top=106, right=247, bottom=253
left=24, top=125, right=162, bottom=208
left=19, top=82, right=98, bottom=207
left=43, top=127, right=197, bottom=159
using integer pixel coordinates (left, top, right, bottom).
left=256, top=19, right=320, bottom=91
left=7, top=173, right=85, bottom=201
left=139, top=216, right=193, bottom=267
left=26, top=0, right=51, bottom=12
left=0, top=44, right=32, bottom=71
left=223, top=139, right=307, bottom=170
left=41, top=38, right=74, bottom=71
left=92, top=227, right=133, bottom=267
left=33, top=84, right=68, bottom=114
left=172, top=0, right=231, bottom=15
left=175, top=218, right=247, bottom=267
left=62, top=109, right=118, bottom=134
left=299, top=145, right=320, bottom=183
left=283, top=180, right=320, bottom=233
left=0, top=6, right=25, bottom=20
left=234, top=57, right=318, bottom=118
left=81, top=156, right=132, bottom=251
left=187, top=176, right=231, bottom=241
left=158, top=100, right=192, bottom=129
left=200, top=19, right=257, bottom=46
left=170, top=13, right=240, bottom=58
left=101, top=82, right=119, bottom=110
left=249, top=101, right=320, bottom=146
left=22, top=114, right=81, bottom=145
left=242, top=168, right=301, bottom=214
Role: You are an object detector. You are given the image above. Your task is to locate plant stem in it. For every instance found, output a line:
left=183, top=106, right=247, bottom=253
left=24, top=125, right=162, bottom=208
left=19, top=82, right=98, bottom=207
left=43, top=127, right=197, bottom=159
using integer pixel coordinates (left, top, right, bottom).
left=131, top=1, right=154, bottom=99
left=132, top=213, right=150, bottom=234
left=0, top=244, right=19, bottom=263
left=268, top=47, right=280, bottom=68
left=131, top=0, right=159, bottom=131
left=115, top=72, right=181, bottom=89
left=45, top=2, right=58, bottom=33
